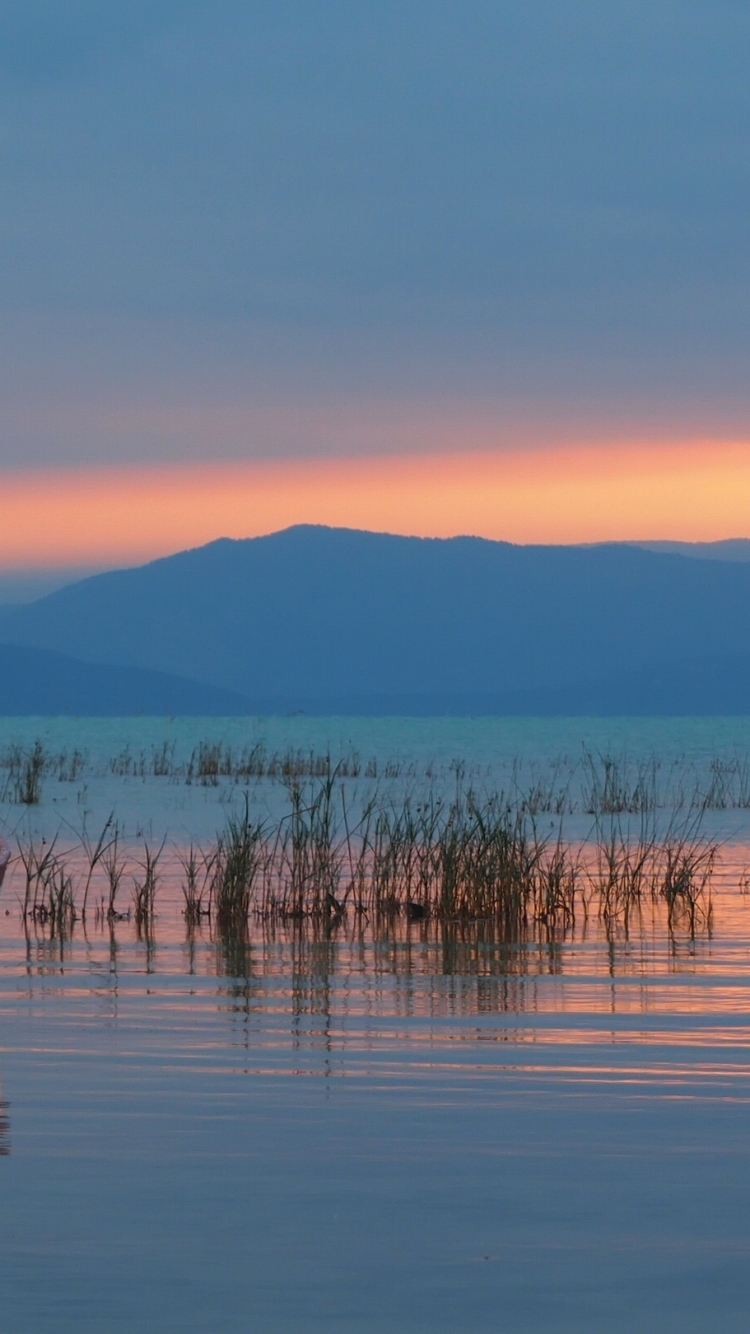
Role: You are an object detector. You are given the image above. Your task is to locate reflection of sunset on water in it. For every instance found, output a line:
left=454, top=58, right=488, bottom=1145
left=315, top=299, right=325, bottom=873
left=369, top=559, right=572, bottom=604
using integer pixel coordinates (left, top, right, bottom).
left=3, top=844, right=750, bottom=1091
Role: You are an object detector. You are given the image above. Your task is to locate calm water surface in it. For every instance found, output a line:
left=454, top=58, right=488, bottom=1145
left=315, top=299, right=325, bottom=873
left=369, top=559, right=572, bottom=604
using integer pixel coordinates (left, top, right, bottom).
left=2, top=719, right=750, bottom=1331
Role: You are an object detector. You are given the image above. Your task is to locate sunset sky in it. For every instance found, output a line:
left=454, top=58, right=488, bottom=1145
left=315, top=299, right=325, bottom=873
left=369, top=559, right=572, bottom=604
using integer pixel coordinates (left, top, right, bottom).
left=2, top=2, right=749, bottom=587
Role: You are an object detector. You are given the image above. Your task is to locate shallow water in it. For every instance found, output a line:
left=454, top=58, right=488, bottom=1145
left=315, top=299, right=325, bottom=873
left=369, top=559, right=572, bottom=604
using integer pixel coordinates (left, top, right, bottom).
left=3, top=720, right=750, bottom=1331
left=4, top=713, right=750, bottom=849
left=3, top=873, right=750, bottom=1331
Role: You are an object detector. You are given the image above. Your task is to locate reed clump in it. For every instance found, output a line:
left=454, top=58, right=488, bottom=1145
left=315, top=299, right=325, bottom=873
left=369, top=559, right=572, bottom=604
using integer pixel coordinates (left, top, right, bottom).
left=203, top=775, right=716, bottom=940
left=3, top=766, right=721, bottom=946
left=202, top=776, right=582, bottom=936
left=351, top=792, right=579, bottom=933
left=582, top=749, right=660, bottom=815
left=100, top=821, right=128, bottom=921
left=133, top=839, right=166, bottom=934
left=587, top=811, right=715, bottom=933
left=210, top=798, right=265, bottom=930
left=9, top=733, right=750, bottom=817
left=271, top=774, right=343, bottom=919
left=699, top=755, right=750, bottom=810
left=180, top=845, right=216, bottom=926
left=18, top=836, right=76, bottom=934
left=5, top=741, right=47, bottom=806
left=79, top=813, right=117, bottom=920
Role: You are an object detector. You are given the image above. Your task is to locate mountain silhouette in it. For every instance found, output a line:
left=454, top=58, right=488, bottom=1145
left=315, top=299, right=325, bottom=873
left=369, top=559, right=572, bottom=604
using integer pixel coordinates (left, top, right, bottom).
left=2, top=525, right=750, bottom=713
left=0, top=644, right=253, bottom=716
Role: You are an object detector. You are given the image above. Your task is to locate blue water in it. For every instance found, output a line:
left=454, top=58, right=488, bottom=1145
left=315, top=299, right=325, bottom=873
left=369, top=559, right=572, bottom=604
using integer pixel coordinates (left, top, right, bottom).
left=3, top=712, right=750, bottom=773
left=3, top=713, right=750, bottom=846
left=1, top=718, right=750, bottom=1331
left=6, top=1060, right=750, bottom=1332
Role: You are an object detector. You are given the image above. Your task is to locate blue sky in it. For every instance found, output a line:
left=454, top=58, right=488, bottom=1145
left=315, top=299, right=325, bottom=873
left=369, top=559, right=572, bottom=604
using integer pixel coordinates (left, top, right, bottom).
left=0, top=0, right=748, bottom=472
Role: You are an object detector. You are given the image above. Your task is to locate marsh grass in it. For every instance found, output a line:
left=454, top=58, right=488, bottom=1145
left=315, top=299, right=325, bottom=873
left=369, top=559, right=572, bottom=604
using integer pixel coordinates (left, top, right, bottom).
left=238, top=776, right=715, bottom=940
left=1, top=742, right=85, bottom=803
left=79, top=813, right=116, bottom=919
left=209, top=777, right=583, bottom=935
left=100, top=822, right=127, bottom=921
left=587, top=810, right=715, bottom=933
left=512, top=758, right=572, bottom=816
left=7, top=734, right=750, bottom=814
left=56, top=748, right=86, bottom=783
left=133, top=838, right=166, bottom=933
left=2, top=760, right=723, bottom=946
left=43, top=858, right=76, bottom=933
left=17, top=835, right=76, bottom=934
left=180, top=844, right=216, bottom=926
left=187, top=742, right=228, bottom=786
left=59, top=739, right=380, bottom=786
left=582, top=749, right=660, bottom=815
left=273, top=773, right=343, bottom=919
left=4, top=742, right=46, bottom=805
left=699, top=755, right=750, bottom=810
left=210, top=796, right=265, bottom=930
left=661, top=828, right=716, bottom=933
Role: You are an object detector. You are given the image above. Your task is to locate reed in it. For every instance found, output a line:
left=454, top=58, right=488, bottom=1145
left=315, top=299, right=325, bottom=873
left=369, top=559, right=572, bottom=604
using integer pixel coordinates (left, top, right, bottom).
left=3, top=760, right=720, bottom=945
left=101, top=822, right=127, bottom=921
left=180, top=844, right=217, bottom=926
left=699, top=755, right=750, bottom=811
left=13, top=734, right=750, bottom=814
left=232, top=779, right=581, bottom=935
left=18, top=834, right=58, bottom=920
left=512, top=758, right=571, bottom=816
left=211, top=796, right=265, bottom=929
left=587, top=810, right=715, bottom=934
left=582, top=749, right=659, bottom=815
left=44, top=859, right=77, bottom=934
left=132, top=838, right=166, bottom=932
left=55, top=748, right=87, bottom=783
left=17, top=835, right=76, bottom=934
left=254, top=780, right=711, bottom=935
left=276, top=771, right=343, bottom=918
left=188, top=742, right=228, bottom=786
left=588, top=811, right=657, bottom=928
left=660, top=821, right=715, bottom=933
left=8, top=742, right=46, bottom=806
left=79, top=813, right=116, bottom=919
left=151, top=741, right=175, bottom=777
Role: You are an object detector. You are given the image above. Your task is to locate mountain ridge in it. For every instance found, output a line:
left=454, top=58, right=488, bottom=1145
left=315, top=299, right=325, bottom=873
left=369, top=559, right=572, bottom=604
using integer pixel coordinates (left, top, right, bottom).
left=0, top=643, right=254, bottom=716
left=2, top=525, right=750, bottom=714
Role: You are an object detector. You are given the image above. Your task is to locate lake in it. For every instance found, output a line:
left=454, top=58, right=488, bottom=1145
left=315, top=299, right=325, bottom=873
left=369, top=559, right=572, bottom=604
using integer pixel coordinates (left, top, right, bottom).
left=2, top=717, right=750, bottom=1332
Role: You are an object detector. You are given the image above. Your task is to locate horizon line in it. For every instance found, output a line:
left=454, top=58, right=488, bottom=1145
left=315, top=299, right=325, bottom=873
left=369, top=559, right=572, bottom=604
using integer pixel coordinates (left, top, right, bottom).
left=1, top=442, right=750, bottom=570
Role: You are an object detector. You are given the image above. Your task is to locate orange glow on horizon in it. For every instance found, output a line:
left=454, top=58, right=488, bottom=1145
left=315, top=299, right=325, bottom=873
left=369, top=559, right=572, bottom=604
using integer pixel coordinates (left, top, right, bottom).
left=2, top=439, right=750, bottom=569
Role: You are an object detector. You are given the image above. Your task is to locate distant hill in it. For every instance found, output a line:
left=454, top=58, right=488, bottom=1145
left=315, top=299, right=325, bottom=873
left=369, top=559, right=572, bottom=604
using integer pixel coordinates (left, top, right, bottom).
left=2, top=524, right=750, bottom=714
left=0, top=644, right=253, bottom=716
left=634, top=539, right=750, bottom=562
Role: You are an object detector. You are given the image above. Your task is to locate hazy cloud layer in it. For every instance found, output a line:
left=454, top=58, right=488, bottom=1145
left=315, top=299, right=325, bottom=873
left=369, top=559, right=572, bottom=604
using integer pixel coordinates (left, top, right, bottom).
left=1, top=1, right=749, bottom=465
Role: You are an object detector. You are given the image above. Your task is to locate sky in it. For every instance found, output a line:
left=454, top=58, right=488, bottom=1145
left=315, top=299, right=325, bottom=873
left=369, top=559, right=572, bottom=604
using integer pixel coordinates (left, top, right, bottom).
left=1, top=0, right=750, bottom=581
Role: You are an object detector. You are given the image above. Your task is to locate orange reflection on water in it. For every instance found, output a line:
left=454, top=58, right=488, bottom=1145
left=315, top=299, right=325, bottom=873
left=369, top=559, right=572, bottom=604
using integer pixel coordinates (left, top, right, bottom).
left=3, top=845, right=750, bottom=1018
